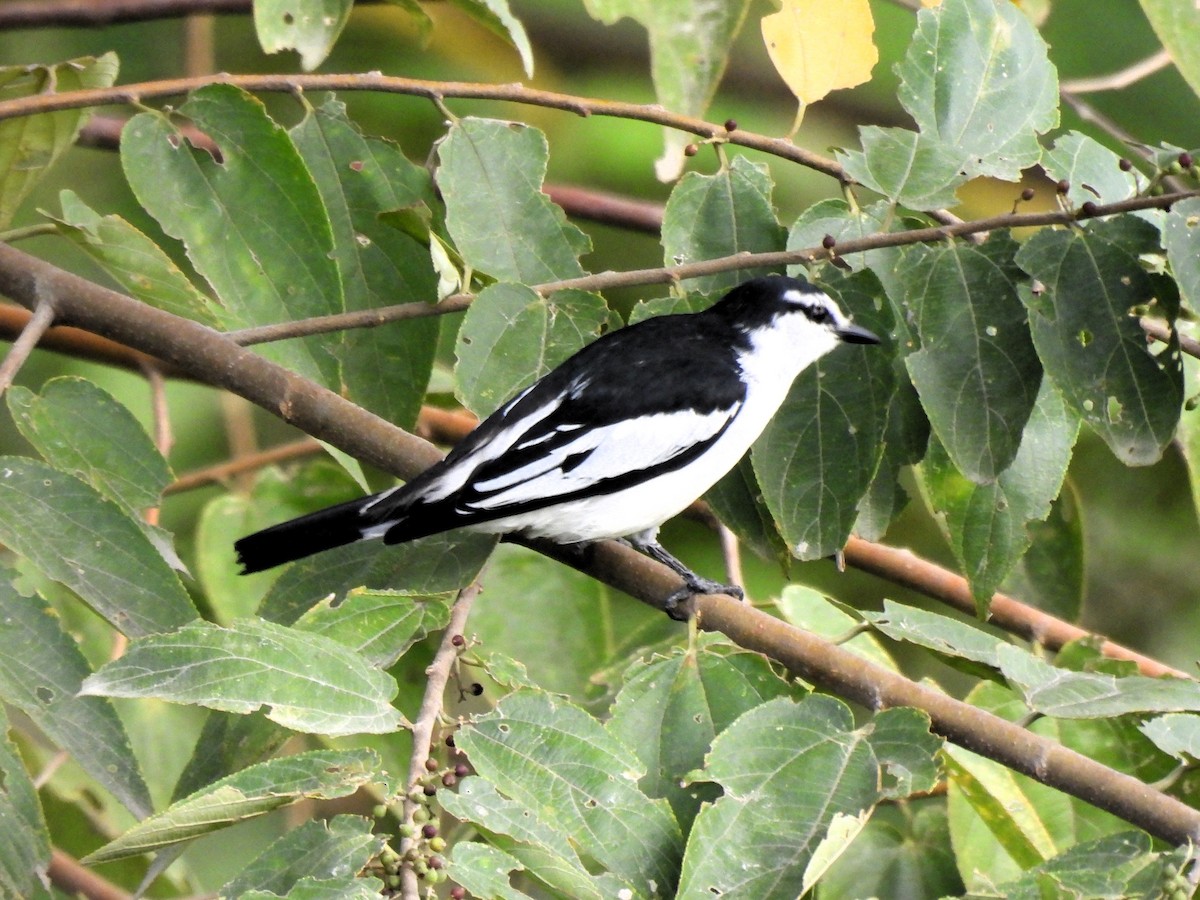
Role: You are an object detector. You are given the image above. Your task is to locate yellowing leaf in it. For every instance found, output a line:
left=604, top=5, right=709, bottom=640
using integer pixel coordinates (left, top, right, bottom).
left=762, top=0, right=877, bottom=129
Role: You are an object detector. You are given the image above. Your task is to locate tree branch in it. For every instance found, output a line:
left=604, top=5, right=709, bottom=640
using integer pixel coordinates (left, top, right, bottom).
left=1061, top=50, right=1174, bottom=94
left=842, top=537, right=1188, bottom=679
left=400, top=580, right=483, bottom=900
left=0, top=0, right=248, bottom=27
left=0, top=72, right=847, bottom=181
left=3, top=240, right=1198, bottom=846
left=220, top=188, right=1200, bottom=347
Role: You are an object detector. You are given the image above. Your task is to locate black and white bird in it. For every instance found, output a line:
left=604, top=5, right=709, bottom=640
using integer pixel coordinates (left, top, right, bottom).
left=235, top=275, right=879, bottom=615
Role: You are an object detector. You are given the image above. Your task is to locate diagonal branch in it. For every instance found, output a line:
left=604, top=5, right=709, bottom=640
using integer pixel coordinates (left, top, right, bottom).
left=2, top=240, right=1199, bottom=846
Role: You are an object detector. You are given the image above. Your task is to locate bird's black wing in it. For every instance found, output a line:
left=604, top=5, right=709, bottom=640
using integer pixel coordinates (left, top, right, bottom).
left=365, top=313, right=746, bottom=537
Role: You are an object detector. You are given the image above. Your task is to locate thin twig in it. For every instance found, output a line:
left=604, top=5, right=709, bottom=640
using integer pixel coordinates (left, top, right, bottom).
left=0, top=72, right=848, bottom=181
left=842, top=537, right=1188, bottom=679
left=165, top=438, right=323, bottom=494
left=1061, top=50, right=1174, bottom=94
left=142, top=364, right=174, bottom=461
left=0, top=297, right=54, bottom=393
left=717, top=522, right=744, bottom=591
left=0, top=304, right=184, bottom=374
left=221, top=188, right=1200, bottom=346
left=400, top=580, right=484, bottom=900
left=48, top=847, right=131, bottom=900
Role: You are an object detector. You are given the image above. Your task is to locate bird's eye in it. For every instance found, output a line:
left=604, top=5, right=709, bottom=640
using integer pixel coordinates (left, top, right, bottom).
left=809, top=305, right=830, bottom=323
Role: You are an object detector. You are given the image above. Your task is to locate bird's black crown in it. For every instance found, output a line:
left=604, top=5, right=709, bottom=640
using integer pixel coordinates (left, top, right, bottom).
left=708, top=274, right=831, bottom=332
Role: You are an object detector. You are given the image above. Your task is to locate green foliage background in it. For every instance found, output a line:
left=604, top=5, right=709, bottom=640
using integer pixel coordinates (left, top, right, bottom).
left=4, top=0, right=1200, bottom=897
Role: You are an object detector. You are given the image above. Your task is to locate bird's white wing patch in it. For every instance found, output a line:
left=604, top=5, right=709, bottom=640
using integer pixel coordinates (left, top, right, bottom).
left=418, top=390, right=565, bottom=502
left=464, top=405, right=739, bottom=510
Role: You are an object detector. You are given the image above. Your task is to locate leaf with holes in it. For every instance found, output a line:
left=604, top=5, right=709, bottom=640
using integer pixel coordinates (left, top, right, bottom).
left=1016, top=216, right=1181, bottom=466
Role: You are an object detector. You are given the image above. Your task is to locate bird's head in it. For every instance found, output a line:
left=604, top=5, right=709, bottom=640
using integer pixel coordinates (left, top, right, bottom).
left=712, top=274, right=881, bottom=347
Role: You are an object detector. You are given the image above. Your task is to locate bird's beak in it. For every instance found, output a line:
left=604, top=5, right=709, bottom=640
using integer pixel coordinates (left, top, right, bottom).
left=836, top=322, right=881, bottom=345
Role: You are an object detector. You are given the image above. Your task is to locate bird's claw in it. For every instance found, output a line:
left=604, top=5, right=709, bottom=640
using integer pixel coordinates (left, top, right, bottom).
left=662, top=578, right=745, bottom=621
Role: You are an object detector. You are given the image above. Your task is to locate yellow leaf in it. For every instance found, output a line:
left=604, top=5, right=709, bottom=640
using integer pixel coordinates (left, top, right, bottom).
left=762, top=0, right=878, bottom=129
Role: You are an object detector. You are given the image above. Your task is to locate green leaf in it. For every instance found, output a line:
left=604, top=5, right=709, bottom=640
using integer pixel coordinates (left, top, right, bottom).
left=1139, top=0, right=1200, bottom=101
left=447, top=0, right=535, bottom=77
left=1139, top=713, right=1200, bottom=761
left=469, top=544, right=669, bottom=699
left=896, top=0, right=1058, bottom=181
left=837, top=127, right=970, bottom=210
left=253, top=0, right=353, bottom=70
left=7, top=377, right=171, bottom=516
left=998, top=643, right=1200, bottom=718
left=121, top=84, right=343, bottom=389
left=438, top=118, right=589, bottom=283
left=606, top=636, right=794, bottom=829
left=775, top=585, right=897, bottom=671
left=855, top=378, right=930, bottom=539
left=290, top=96, right=440, bottom=429
left=788, top=199, right=910, bottom=315
left=944, top=740, right=1064, bottom=875
left=993, top=832, right=1173, bottom=900
left=661, top=156, right=786, bottom=294
left=454, top=284, right=608, bottom=416
left=945, top=680, right=1161, bottom=891
left=294, top=589, right=452, bottom=668
left=752, top=270, right=895, bottom=559
left=220, top=814, right=384, bottom=897
left=0, top=54, right=119, bottom=228
left=1162, top=196, right=1200, bottom=310
left=1001, top=480, right=1084, bottom=621
left=456, top=689, right=684, bottom=892
left=900, top=233, right=1042, bottom=482
left=449, top=843, right=532, bottom=900
left=83, top=748, right=382, bottom=864
left=240, top=877, right=384, bottom=900
left=0, top=707, right=51, bottom=899
left=258, top=529, right=495, bottom=625
left=918, top=379, right=1079, bottom=611
left=820, top=804, right=962, bottom=899
left=441, top=779, right=626, bottom=900
left=0, top=456, right=195, bottom=636
left=581, top=0, right=751, bottom=179
left=704, top=456, right=787, bottom=562
left=1042, top=132, right=1142, bottom=207
left=49, top=190, right=218, bottom=324
left=80, top=618, right=406, bottom=735
left=1016, top=216, right=1182, bottom=465
left=789, top=202, right=931, bottom=538
left=171, top=711, right=289, bottom=802
left=0, top=577, right=153, bottom=817
left=677, top=695, right=885, bottom=898
left=868, top=707, right=944, bottom=799
left=197, top=462, right=362, bottom=624
left=864, top=599, right=1007, bottom=670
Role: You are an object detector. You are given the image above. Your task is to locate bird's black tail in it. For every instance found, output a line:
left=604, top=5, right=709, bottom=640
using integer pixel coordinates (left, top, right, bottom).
left=234, top=494, right=381, bottom=574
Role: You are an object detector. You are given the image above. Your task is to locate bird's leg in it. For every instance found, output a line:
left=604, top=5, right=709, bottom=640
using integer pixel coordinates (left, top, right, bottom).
left=626, top=531, right=745, bottom=621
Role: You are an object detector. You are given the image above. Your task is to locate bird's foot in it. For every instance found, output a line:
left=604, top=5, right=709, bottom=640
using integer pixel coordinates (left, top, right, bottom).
left=662, top=576, right=745, bottom=621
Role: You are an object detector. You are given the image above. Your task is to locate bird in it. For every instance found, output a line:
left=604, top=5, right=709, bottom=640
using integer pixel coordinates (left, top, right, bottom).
left=234, top=274, right=880, bottom=616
